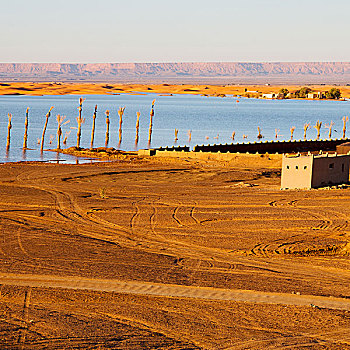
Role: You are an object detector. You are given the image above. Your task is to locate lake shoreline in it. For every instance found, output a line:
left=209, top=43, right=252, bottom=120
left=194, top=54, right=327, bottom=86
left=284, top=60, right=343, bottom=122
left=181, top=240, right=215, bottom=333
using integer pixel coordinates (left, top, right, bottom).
left=1, top=82, right=350, bottom=99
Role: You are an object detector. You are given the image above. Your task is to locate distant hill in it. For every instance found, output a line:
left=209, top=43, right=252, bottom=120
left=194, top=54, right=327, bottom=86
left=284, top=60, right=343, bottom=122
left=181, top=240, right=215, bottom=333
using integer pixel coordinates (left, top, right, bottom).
left=1, top=62, right=350, bottom=84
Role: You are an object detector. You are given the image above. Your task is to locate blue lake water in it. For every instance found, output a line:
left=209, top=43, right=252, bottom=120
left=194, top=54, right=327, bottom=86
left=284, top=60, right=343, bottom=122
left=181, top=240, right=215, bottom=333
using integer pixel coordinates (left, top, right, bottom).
left=0, top=93, right=349, bottom=163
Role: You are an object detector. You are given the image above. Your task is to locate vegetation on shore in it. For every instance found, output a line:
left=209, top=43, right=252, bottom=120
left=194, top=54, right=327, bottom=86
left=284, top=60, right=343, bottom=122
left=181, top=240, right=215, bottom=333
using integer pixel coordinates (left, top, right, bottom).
left=282, top=87, right=342, bottom=99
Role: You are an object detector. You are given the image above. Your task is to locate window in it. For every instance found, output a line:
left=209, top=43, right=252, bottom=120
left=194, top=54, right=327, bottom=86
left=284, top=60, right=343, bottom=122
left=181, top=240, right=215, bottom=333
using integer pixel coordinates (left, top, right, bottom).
left=304, top=165, right=307, bottom=170
left=329, top=163, right=334, bottom=169
left=342, top=163, right=345, bottom=172
left=295, top=166, right=298, bottom=169
left=286, top=165, right=290, bottom=169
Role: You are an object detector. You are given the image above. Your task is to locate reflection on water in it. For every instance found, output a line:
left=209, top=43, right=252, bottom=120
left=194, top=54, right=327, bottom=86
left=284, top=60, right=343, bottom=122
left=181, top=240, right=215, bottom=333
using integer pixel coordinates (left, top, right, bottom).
left=0, top=93, right=349, bottom=163
left=1, top=148, right=96, bottom=164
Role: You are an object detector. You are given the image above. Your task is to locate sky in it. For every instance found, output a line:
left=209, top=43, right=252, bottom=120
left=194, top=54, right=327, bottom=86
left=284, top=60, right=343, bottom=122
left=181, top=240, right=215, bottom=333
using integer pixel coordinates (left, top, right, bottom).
left=0, top=0, right=349, bottom=63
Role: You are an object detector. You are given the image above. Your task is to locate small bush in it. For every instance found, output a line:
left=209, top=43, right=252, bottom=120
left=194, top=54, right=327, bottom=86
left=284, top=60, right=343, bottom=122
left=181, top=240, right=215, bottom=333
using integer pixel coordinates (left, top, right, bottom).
left=99, top=188, right=108, bottom=199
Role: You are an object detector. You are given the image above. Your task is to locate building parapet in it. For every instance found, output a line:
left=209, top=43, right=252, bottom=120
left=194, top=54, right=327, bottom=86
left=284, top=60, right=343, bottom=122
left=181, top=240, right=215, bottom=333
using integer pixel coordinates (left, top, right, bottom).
left=193, top=138, right=350, bottom=154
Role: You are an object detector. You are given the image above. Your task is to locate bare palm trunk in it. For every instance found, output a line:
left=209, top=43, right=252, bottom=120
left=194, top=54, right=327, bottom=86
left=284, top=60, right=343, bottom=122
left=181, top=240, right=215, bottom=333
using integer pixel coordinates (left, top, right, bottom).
left=41, top=107, right=54, bottom=152
left=314, top=120, right=322, bottom=140
left=56, top=115, right=69, bottom=150
left=6, top=113, right=12, bottom=151
left=303, top=123, right=310, bottom=140
left=118, top=107, right=125, bottom=147
left=148, top=99, right=155, bottom=147
left=135, top=112, right=140, bottom=146
left=105, top=110, right=110, bottom=147
left=76, top=97, right=86, bottom=148
left=342, top=116, right=349, bottom=139
left=23, top=108, right=29, bottom=149
left=90, top=105, right=97, bottom=148
left=290, top=127, right=296, bottom=140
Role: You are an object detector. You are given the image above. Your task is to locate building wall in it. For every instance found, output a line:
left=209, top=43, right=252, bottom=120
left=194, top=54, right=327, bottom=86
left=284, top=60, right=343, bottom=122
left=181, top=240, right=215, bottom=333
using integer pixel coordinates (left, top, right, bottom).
left=281, top=154, right=350, bottom=189
left=154, top=150, right=282, bottom=162
left=262, top=93, right=275, bottom=99
left=311, top=155, right=350, bottom=187
left=307, top=93, right=317, bottom=99
left=281, top=156, right=313, bottom=189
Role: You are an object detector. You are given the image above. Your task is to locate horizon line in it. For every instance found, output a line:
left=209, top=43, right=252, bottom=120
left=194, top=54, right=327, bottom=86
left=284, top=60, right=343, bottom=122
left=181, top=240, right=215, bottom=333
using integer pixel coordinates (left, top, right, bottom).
left=2, top=61, right=350, bottom=64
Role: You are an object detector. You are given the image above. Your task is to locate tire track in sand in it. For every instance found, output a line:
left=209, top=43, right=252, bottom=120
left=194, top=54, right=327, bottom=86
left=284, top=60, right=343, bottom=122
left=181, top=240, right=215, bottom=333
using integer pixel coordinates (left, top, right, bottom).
left=130, top=197, right=145, bottom=230
left=18, top=287, right=32, bottom=348
left=233, top=326, right=350, bottom=350
left=2, top=179, right=349, bottom=295
left=189, top=205, right=200, bottom=224
left=149, top=197, right=161, bottom=237
left=31, top=185, right=135, bottom=245
left=284, top=198, right=348, bottom=233
left=265, top=198, right=350, bottom=257
left=172, top=206, right=183, bottom=227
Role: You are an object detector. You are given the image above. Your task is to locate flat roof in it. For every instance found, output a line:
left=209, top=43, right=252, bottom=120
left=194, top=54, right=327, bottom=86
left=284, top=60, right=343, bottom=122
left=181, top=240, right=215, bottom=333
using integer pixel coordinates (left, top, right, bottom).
left=284, top=153, right=350, bottom=159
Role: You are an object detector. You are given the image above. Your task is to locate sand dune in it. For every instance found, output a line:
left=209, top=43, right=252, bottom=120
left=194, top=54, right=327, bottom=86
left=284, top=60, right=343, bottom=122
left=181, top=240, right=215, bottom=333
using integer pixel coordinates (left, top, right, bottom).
left=1, top=81, right=350, bottom=98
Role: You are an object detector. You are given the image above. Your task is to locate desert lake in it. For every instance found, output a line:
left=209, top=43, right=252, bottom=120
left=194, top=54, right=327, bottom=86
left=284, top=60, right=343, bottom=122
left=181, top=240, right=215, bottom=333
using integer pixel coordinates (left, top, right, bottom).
left=0, top=93, right=349, bottom=163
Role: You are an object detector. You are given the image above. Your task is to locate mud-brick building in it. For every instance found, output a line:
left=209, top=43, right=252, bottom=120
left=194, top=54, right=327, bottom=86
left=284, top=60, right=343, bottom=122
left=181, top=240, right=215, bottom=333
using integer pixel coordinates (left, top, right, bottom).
left=281, top=153, right=350, bottom=189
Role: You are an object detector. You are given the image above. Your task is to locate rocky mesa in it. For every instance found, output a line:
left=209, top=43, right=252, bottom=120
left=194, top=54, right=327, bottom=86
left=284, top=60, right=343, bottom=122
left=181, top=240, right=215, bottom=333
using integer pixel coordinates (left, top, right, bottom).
left=1, top=62, right=350, bottom=83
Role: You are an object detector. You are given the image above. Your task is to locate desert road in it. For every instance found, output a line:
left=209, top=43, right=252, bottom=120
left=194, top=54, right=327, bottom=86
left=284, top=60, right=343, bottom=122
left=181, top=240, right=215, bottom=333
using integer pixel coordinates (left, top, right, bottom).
left=1, top=273, right=350, bottom=312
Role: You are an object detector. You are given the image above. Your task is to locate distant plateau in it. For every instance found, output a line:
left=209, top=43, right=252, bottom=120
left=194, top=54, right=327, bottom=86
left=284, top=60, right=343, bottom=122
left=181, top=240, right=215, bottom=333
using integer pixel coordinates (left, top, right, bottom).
left=1, top=62, right=350, bottom=84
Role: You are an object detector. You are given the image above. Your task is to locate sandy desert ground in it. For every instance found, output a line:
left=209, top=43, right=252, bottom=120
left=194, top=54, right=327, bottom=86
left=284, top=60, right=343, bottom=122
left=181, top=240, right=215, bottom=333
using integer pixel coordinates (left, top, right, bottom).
left=0, top=154, right=350, bottom=349
left=1, top=82, right=350, bottom=98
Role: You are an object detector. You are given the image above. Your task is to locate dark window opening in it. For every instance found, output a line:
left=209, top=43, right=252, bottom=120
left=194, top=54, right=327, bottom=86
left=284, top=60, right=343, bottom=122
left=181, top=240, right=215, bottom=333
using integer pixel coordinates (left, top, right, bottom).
left=304, top=165, right=307, bottom=169
left=286, top=165, right=290, bottom=169
left=295, top=166, right=298, bottom=169
left=329, top=163, right=334, bottom=169
left=342, top=163, right=345, bottom=172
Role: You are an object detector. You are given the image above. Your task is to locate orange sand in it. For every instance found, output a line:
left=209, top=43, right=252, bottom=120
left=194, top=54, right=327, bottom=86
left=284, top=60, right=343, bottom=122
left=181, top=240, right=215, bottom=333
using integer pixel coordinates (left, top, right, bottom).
left=0, top=157, right=350, bottom=348
left=1, top=82, right=350, bottom=98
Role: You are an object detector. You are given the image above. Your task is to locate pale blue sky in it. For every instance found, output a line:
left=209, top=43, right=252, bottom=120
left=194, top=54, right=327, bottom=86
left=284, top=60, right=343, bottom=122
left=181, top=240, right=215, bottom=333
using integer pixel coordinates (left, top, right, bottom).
left=0, top=0, right=349, bottom=62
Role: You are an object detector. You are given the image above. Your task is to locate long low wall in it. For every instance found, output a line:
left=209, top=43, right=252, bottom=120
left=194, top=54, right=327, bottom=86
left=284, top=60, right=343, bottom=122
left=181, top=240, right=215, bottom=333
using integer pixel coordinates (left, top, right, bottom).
left=140, top=150, right=282, bottom=168
left=155, top=150, right=279, bottom=160
left=193, top=138, right=350, bottom=154
left=138, top=145, right=190, bottom=156
left=138, top=139, right=350, bottom=164
left=157, top=146, right=191, bottom=152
